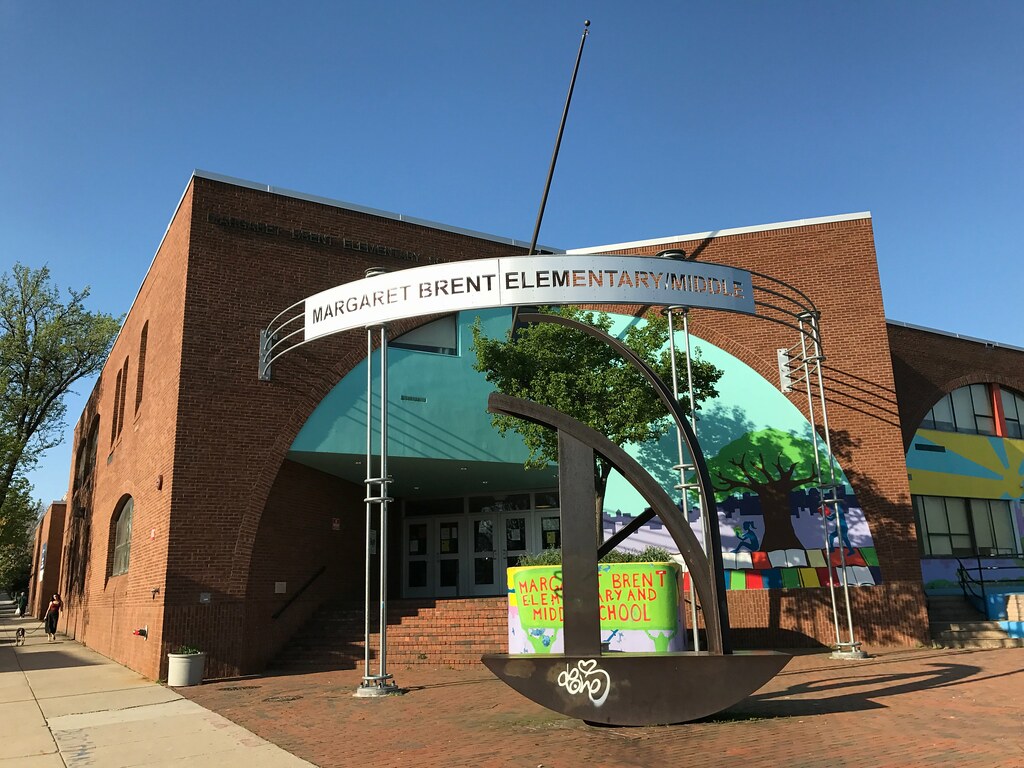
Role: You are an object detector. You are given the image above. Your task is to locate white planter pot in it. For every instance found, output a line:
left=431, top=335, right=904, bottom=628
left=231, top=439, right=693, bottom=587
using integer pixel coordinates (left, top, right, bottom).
left=167, top=652, right=206, bottom=687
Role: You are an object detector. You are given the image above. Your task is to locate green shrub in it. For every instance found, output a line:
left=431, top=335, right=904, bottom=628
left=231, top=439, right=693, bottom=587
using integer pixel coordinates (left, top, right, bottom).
left=174, top=645, right=202, bottom=655
left=515, top=545, right=673, bottom=567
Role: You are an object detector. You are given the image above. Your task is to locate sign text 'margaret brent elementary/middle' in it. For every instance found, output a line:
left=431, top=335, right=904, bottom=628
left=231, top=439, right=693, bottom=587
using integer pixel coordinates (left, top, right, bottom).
left=303, top=255, right=756, bottom=342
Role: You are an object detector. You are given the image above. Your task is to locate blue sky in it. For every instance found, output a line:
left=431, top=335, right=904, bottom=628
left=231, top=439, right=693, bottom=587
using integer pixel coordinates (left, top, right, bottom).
left=2, top=2, right=1021, bottom=502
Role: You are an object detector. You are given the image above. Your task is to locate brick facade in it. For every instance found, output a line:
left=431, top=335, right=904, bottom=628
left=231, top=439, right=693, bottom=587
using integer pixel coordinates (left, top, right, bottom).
left=888, top=322, right=1024, bottom=448
left=54, top=173, right=929, bottom=681
left=27, top=501, right=66, bottom=619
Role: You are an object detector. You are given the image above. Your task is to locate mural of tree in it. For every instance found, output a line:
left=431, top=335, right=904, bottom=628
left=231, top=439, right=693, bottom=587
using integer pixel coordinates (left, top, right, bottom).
left=704, top=428, right=824, bottom=552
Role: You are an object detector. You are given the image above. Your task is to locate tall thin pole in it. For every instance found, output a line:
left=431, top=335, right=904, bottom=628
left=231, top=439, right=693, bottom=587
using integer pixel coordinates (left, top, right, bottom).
left=378, top=325, right=391, bottom=681
left=511, top=19, right=590, bottom=333
left=667, top=308, right=700, bottom=653
left=357, top=270, right=400, bottom=697
left=362, top=327, right=373, bottom=681
left=527, top=19, right=590, bottom=257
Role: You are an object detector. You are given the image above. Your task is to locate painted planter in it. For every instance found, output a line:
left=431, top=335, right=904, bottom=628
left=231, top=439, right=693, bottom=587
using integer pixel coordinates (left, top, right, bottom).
left=167, top=652, right=206, bottom=687
left=507, top=562, right=685, bottom=654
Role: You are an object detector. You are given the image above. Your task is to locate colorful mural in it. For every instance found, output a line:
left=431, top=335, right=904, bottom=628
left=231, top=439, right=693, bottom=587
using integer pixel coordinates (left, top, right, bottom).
left=292, top=309, right=882, bottom=593
left=507, top=563, right=685, bottom=654
left=906, top=428, right=1024, bottom=591
left=601, top=315, right=880, bottom=590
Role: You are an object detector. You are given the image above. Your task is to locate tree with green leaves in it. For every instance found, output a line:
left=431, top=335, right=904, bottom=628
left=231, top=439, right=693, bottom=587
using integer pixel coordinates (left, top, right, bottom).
left=0, top=475, right=40, bottom=595
left=704, top=427, right=825, bottom=552
left=472, top=307, right=722, bottom=526
left=0, top=264, right=121, bottom=515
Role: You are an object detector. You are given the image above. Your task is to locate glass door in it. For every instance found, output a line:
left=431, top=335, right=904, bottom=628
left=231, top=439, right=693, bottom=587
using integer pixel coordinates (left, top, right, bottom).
left=501, top=512, right=530, bottom=571
left=469, top=516, right=498, bottom=595
left=403, top=520, right=431, bottom=598
left=436, top=519, right=461, bottom=597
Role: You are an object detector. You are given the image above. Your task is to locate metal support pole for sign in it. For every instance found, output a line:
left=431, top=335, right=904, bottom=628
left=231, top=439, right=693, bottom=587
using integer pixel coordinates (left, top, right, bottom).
left=667, top=307, right=701, bottom=653
left=806, top=312, right=865, bottom=660
left=357, top=269, right=401, bottom=697
left=797, top=318, right=843, bottom=648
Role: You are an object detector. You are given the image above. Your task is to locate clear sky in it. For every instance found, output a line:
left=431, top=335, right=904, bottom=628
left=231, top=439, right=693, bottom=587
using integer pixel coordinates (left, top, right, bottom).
left=2, top=1, right=1021, bottom=502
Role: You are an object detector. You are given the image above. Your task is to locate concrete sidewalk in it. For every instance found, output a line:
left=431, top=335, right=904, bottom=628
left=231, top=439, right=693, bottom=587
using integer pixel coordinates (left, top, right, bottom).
left=6, top=589, right=1024, bottom=767
left=0, top=597, right=311, bottom=767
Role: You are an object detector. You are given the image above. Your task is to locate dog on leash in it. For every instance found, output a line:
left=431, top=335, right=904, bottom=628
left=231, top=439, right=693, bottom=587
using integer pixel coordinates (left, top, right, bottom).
left=15, top=628, right=25, bottom=646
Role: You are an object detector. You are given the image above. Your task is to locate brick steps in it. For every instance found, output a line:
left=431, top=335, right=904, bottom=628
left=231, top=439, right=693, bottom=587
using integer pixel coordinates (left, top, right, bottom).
left=270, top=598, right=508, bottom=670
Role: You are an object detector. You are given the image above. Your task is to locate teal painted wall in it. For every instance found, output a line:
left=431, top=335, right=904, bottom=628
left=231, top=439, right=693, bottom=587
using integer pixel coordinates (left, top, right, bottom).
left=292, top=308, right=530, bottom=464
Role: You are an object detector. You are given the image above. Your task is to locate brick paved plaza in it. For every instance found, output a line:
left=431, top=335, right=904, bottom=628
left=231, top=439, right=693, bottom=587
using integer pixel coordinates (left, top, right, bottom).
left=182, top=647, right=1024, bottom=768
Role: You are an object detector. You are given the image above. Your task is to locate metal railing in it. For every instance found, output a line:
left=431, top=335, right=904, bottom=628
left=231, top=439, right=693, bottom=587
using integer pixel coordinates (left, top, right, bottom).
left=956, top=557, right=1024, bottom=610
left=271, top=565, right=327, bottom=620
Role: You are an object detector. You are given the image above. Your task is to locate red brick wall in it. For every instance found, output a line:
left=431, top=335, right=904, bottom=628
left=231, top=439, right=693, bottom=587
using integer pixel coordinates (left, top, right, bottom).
left=58, top=175, right=932, bottom=679
left=163, top=176, right=534, bottom=677
left=590, top=219, right=928, bottom=647
left=240, top=460, right=366, bottom=672
left=888, top=323, right=1024, bottom=448
left=28, top=502, right=66, bottom=619
left=57, top=185, right=192, bottom=679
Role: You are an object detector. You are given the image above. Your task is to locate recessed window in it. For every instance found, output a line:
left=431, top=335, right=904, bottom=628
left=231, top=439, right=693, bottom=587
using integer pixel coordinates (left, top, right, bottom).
left=135, top=322, right=148, bottom=414
left=392, top=315, right=458, bottom=356
left=921, top=384, right=996, bottom=436
left=1001, top=387, right=1024, bottom=439
left=914, top=495, right=1019, bottom=557
left=111, top=369, right=123, bottom=444
left=111, top=497, right=134, bottom=575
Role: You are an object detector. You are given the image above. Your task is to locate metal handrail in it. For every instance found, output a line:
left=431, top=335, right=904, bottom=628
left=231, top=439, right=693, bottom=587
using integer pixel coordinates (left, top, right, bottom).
left=956, top=557, right=1024, bottom=606
left=271, top=565, right=327, bottom=620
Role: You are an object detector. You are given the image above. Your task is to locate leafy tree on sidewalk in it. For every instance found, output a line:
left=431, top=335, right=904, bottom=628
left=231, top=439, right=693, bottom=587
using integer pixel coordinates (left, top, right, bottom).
left=0, top=264, right=121, bottom=514
left=0, top=475, right=40, bottom=595
left=472, top=307, right=722, bottom=528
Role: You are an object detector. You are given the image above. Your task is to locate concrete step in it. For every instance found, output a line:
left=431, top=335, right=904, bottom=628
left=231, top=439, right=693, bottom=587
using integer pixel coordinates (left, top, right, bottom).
left=933, top=627, right=1013, bottom=640
left=934, top=637, right=1024, bottom=649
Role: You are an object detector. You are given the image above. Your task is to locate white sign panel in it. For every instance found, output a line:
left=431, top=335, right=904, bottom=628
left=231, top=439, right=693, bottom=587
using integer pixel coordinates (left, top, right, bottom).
left=304, top=255, right=754, bottom=342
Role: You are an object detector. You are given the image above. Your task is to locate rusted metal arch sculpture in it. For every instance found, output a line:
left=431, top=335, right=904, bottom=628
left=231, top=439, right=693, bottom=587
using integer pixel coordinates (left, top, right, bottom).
left=482, top=313, right=789, bottom=725
left=517, top=311, right=731, bottom=651
left=481, top=392, right=788, bottom=725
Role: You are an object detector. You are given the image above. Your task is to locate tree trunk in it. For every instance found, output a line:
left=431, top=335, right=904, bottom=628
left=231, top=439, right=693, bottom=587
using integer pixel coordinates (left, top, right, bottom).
left=754, top=484, right=803, bottom=552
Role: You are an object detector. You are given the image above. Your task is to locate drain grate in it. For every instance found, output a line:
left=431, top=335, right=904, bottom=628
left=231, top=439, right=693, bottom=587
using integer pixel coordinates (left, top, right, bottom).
left=264, top=694, right=304, bottom=702
left=219, top=685, right=261, bottom=691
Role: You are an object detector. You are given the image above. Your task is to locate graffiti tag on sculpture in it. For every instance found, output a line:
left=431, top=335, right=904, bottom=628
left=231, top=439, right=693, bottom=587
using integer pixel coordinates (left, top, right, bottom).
left=557, top=660, right=611, bottom=707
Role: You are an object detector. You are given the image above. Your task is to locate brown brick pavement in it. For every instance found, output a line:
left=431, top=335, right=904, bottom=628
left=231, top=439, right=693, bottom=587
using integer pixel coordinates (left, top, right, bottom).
left=181, top=647, right=1024, bottom=768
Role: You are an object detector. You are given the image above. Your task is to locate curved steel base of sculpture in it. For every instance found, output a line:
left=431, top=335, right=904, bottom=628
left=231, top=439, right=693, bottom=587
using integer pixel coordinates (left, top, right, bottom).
left=482, top=651, right=790, bottom=726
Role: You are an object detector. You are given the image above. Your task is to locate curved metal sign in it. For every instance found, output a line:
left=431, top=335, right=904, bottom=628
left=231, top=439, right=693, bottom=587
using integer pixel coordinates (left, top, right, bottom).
left=304, top=255, right=755, bottom=342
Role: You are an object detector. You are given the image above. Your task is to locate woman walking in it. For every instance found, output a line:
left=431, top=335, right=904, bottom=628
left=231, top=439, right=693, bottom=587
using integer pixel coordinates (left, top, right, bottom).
left=44, top=593, right=63, bottom=642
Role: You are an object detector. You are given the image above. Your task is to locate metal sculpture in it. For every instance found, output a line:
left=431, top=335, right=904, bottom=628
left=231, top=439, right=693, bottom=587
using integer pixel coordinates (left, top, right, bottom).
left=481, top=314, right=790, bottom=725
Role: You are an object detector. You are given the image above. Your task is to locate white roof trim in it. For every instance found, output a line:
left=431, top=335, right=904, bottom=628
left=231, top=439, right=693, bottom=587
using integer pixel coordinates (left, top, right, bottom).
left=565, top=212, right=872, bottom=254
left=886, top=319, right=1024, bottom=354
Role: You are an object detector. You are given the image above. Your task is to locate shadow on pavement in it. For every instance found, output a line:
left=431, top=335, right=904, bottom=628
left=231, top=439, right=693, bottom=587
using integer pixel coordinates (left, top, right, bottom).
left=725, top=661, right=985, bottom=718
left=16, top=647, right=104, bottom=671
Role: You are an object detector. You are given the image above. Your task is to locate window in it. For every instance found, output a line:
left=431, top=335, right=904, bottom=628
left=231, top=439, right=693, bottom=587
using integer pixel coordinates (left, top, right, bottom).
left=1001, top=387, right=1024, bottom=439
left=391, top=315, right=458, bottom=356
left=111, top=497, right=133, bottom=575
left=921, top=384, right=995, bottom=435
left=135, top=322, right=148, bottom=413
left=111, top=369, right=123, bottom=444
left=914, top=495, right=1020, bottom=557
left=117, top=357, right=129, bottom=434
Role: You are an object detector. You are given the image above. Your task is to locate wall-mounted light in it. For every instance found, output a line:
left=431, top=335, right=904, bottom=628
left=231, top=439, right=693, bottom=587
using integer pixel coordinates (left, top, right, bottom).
left=132, top=625, right=148, bottom=639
